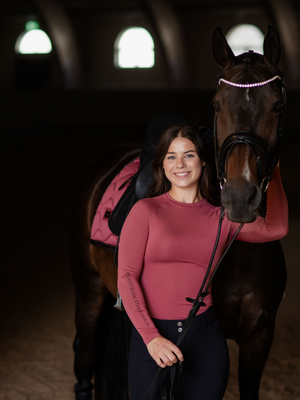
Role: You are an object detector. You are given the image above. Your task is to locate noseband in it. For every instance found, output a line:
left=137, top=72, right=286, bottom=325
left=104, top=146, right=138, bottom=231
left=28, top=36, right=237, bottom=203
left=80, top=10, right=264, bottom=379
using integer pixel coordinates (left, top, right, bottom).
left=214, top=73, right=286, bottom=191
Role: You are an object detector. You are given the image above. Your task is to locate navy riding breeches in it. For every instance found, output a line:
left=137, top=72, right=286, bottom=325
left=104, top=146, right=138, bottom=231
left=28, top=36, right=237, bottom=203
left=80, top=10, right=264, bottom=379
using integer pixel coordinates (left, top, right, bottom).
left=128, top=307, right=229, bottom=400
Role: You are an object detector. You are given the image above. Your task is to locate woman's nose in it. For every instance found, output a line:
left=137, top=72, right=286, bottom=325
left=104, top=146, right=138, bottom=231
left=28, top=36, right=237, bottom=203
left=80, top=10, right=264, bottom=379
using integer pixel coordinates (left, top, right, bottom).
left=176, top=157, right=186, bottom=168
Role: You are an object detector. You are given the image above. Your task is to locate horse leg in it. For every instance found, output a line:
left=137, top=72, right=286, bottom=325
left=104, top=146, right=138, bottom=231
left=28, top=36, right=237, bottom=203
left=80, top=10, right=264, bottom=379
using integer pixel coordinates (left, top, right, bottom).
left=73, top=265, right=109, bottom=400
left=237, top=316, right=276, bottom=400
left=91, top=247, right=131, bottom=400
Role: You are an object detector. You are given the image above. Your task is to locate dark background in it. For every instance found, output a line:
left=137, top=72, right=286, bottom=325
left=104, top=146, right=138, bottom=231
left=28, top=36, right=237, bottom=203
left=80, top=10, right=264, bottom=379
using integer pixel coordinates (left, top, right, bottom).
left=0, top=1, right=299, bottom=399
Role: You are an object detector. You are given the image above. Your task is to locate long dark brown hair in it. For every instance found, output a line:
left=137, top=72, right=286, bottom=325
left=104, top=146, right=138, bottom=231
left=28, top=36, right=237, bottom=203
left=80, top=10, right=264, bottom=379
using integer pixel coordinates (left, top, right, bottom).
left=149, top=123, right=218, bottom=205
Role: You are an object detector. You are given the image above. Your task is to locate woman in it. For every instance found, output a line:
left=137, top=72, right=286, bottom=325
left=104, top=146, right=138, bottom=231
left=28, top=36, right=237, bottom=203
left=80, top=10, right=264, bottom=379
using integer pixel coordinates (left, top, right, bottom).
left=118, top=123, right=288, bottom=399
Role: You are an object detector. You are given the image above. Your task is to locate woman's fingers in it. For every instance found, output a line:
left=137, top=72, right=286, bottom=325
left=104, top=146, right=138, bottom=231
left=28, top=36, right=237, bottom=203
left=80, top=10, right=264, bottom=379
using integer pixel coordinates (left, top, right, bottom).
left=147, top=336, right=184, bottom=367
left=157, top=355, right=172, bottom=367
left=159, top=349, right=178, bottom=367
left=168, top=341, right=184, bottom=361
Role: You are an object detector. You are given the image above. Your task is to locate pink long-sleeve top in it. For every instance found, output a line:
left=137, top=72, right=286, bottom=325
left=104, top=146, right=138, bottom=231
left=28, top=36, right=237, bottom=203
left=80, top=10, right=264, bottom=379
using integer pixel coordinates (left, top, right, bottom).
left=118, top=167, right=288, bottom=345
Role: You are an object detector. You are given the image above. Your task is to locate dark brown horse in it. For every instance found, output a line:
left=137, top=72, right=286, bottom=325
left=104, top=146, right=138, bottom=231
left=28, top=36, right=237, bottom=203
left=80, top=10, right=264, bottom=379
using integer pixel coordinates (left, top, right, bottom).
left=211, top=25, right=286, bottom=400
left=70, top=26, right=286, bottom=400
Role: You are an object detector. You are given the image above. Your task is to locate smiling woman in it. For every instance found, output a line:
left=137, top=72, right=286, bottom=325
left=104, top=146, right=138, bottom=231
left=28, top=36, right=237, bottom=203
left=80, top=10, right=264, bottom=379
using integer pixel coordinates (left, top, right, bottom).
left=163, top=137, right=205, bottom=203
left=117, top=122, right=288, bottom=400
left=150, top=123, right=215, bottom=204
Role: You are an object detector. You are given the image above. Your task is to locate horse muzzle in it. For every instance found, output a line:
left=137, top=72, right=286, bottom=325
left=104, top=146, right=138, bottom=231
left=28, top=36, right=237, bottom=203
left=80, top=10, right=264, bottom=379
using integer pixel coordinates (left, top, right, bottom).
left=217, top=132, right=270, bottom=223
left=221, top=178, right=261, bottom=223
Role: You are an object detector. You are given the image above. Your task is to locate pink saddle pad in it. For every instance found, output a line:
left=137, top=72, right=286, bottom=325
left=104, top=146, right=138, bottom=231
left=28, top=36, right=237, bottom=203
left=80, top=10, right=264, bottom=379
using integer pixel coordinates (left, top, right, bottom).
left=90, top=158, right=140, bottom=248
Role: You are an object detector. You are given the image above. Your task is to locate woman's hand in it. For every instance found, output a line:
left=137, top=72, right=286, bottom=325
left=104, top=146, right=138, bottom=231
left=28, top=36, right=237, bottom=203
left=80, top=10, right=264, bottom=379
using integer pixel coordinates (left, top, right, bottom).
left=147, top=336, right=184, bottom=368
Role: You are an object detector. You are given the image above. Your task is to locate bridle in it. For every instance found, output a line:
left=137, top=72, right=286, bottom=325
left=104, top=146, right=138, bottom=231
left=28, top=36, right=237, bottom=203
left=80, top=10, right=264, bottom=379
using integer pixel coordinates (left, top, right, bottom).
left=214, top=72, right=286, bottom=191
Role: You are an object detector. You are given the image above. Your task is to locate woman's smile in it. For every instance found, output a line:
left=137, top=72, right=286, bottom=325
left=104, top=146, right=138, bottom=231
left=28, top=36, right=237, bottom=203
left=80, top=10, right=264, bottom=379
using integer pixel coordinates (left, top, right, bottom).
left=173, top=171, right=191, bottom=178
left=163, top=136, right=205, bottom=202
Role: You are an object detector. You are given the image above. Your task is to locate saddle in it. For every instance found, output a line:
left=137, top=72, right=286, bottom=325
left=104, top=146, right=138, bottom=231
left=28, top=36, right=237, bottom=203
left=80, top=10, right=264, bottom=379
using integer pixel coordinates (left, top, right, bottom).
left=108, top=125, right=213, bottom=237
left=108, top=142, right=155, bottom=237
left=90, top=114, right=213, bottom=249
left=90, top=113, right=194, bottom=249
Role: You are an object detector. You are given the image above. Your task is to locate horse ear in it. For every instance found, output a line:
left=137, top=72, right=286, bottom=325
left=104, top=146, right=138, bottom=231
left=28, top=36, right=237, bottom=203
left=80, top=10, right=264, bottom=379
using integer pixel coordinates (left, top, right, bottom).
left=211, top=27, right=236, bottom=69
left=263, top=25, right=281, bottom=67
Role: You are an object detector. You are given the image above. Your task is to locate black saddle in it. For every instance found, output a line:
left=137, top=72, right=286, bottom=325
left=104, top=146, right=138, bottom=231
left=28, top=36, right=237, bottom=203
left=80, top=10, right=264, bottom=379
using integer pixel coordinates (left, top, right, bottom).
left=108, top=143, right=155, bottom=237
left=108, top=122, right=213, bottom=238
left=108, top=113, right=190, bottom=237
left=90, top=110, right=214, bottom=243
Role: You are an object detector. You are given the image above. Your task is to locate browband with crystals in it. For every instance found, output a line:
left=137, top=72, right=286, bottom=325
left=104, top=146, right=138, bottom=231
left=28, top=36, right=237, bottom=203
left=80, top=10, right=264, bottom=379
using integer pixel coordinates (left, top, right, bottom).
left=218, top=74, right=281, bottom=88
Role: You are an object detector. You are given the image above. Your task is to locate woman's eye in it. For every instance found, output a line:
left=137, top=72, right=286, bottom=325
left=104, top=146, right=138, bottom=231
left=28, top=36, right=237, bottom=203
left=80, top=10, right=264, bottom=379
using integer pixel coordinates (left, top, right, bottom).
left=167, top=156, right=175, bottom=160
left=185, top=154, right=194, bottom=158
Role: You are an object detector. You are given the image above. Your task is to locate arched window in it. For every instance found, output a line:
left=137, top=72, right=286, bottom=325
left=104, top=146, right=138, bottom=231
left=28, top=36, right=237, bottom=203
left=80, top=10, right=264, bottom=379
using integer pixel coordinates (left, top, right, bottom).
left=114, top=27, right=154, bottom=68
left=226, top=24, right=264, bottom=56
left=15, top=21, right=52, bottom=54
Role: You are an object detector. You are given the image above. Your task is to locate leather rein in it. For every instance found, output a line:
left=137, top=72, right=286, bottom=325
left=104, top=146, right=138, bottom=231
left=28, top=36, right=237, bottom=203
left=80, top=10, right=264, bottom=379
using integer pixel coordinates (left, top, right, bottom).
left=147, top=207, right=244, bottom=400
left=214, top=72, right=286, bottom=192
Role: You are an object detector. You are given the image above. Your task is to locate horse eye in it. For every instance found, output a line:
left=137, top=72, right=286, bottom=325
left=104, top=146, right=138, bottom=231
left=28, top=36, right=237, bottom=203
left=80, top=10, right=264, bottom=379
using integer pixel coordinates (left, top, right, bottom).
left=274, top=101, right=283, bottom=113
left=212, top=101, right=220, bottom=112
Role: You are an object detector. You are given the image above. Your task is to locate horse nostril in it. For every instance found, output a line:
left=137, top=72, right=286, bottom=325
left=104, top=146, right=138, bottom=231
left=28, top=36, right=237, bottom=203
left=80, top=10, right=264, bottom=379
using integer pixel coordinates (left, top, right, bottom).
left=248, top=184, right=261, bottom=210
left=221, top=181, right=262, bottom=223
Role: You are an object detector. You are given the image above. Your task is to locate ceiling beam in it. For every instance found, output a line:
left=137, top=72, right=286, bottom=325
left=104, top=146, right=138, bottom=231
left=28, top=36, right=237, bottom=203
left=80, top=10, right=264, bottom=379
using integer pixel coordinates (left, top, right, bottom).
left=263, top=0, right=300, bottom=88
left=32, top=0, right=82, bottom=88
left=141, top=0, right=189, bottom=88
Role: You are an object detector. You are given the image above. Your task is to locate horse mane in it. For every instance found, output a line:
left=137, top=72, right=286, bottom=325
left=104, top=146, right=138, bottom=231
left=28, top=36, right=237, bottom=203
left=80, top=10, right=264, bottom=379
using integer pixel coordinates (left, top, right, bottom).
left=234, top=52, right=265, bottom=69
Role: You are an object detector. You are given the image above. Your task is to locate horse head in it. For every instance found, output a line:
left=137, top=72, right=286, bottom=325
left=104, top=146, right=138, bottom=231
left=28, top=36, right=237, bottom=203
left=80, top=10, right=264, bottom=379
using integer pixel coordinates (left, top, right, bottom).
left=211, top=25, right=285, bottom=223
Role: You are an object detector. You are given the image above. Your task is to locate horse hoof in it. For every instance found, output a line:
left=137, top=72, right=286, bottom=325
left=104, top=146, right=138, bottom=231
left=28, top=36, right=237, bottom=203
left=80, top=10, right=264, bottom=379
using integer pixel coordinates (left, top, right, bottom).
left=74, top=383, right=93, bottom=400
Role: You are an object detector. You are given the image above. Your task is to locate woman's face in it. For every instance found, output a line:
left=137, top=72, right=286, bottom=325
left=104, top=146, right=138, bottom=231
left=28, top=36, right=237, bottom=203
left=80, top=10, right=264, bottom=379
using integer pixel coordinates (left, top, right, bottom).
left=163, top=136, right=205, bottom=191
